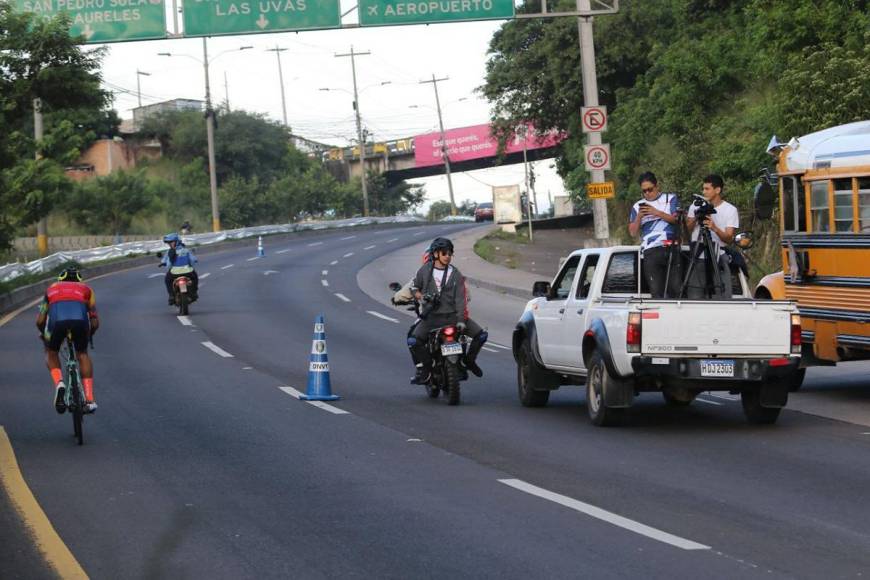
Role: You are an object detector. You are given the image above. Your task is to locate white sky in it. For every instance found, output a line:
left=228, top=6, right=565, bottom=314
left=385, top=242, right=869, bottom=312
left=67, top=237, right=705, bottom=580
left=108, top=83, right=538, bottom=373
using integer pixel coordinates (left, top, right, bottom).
left=96, top=9, right=568, bottom=213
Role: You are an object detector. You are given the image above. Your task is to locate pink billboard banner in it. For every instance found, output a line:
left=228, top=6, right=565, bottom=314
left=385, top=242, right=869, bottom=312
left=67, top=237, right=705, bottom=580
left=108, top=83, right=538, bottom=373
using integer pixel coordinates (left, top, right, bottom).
left=413, top=123, right=563, bottom=168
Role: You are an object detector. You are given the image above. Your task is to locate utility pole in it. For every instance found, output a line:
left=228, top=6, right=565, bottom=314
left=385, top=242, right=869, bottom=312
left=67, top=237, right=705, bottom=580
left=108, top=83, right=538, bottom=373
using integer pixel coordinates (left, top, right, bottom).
left=266, top=46, right=289, bottom=127
left=420, top=74, right=456, bottom=216
left=521, top=126, right=534, bottom=242
left=203, top=38, right=220, bottom=232
left=336, top=47, right=371, bottom=216
left=136, top=69, right=150, bottom=109
left=223, top=71, right=230, bottom=111
left=577, top=0, right=609, bottom=239
left=34, top=98, right=48, bottom=257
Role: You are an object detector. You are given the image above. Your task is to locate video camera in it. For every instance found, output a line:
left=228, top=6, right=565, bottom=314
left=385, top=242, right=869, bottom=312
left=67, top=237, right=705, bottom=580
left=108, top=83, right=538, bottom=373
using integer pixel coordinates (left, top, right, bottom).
left=691, top=194, right=717, bottom=222
left=419, top=293, right=439, bottom=319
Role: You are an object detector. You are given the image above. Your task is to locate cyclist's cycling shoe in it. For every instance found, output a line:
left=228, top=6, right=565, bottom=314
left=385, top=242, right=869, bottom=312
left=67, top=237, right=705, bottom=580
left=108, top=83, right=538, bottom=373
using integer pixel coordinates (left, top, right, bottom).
left=84, top=401, right=97, bottom=414
left=54, top=382, right=66, bottom=414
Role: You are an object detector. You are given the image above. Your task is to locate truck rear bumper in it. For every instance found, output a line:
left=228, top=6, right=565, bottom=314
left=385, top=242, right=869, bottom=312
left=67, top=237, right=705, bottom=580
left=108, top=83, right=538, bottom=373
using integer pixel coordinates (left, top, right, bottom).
left=631, top=356, right=800, bottom=386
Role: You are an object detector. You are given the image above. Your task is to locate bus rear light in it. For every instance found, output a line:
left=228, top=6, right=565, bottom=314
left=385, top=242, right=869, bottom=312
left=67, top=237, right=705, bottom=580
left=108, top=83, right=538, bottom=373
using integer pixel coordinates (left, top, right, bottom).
left=627, top=312, right=641, bottom=353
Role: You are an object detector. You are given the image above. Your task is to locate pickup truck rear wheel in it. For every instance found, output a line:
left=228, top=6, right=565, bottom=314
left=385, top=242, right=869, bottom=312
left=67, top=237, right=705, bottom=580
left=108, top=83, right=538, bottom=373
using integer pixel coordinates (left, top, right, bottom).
left=741, top=388, right=782, bottom=424
left=517, top=340, right=550, bottom=407
left=586, top=351, right=626, bottom=427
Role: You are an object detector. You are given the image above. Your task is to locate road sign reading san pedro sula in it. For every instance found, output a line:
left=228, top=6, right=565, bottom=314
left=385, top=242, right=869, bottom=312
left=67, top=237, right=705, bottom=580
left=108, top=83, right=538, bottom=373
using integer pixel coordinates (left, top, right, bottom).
left=182, top=0, right=341, bottom=37
left=16, top=0, right=167, bottom=43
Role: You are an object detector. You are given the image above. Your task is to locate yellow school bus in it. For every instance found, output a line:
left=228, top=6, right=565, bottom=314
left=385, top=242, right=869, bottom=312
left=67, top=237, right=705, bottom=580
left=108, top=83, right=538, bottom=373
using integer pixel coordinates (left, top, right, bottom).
left=755, top=121, right=870, bottom=379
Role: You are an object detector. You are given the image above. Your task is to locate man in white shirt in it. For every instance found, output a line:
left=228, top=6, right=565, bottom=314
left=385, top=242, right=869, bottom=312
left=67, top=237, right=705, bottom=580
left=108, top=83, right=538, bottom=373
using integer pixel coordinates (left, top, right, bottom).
left=685, top=174, right=739, bottom=299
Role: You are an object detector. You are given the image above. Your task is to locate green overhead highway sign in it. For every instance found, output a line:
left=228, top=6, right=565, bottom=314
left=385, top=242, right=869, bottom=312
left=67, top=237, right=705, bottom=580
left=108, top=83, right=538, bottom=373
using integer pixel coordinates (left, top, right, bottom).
left=182, top=0, right=341, bottom=36
left=16, top=0, right=166, bottom=43
left=358, top=0, right=514, bottom=26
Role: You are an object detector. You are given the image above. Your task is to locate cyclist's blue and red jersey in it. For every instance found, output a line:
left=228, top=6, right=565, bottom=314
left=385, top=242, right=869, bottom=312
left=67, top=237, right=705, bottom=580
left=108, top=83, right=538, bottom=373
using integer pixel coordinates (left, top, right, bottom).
left=39, top=282, right=98, bottom=324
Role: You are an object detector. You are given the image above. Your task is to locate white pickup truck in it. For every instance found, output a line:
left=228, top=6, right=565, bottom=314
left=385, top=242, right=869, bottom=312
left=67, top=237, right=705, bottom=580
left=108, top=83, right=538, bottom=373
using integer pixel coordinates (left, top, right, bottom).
left=512, top=246, right=802, bottom=426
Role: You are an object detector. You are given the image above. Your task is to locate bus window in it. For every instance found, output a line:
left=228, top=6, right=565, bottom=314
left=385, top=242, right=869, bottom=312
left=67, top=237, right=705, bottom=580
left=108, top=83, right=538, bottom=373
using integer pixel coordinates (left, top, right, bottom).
left=782, top=176, right=806, bottom=231
left=833, top=178, right=855, bottom=232
left=810, top=181, right=830, bottom=232
left=860, top=177, right=870, bottom=232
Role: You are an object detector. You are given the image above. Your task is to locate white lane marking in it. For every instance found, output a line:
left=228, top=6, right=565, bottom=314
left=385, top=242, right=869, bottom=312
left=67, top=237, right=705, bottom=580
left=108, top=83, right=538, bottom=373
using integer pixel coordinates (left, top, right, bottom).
left=413, top=231, right=425, bottom=236
left=221, top=264, right=234, bottom=270
left=200, top=273, right=211, bottom=279
left=322, top=270, right=328, bottom=276
left=343, top=252, right=354, bottom=258
left=276, top=249, right=292, bottom=254
left=242, top=367, right=253, bottom=370
left=279, top=386, right=349, bottom=415
left=341, top=236, right=356, bottom=240
left=696, top=398, right=723, bottom=406
left=321, top=279, right=329, bottom=287
left=708, top=393, right=739, bottom=401
left=387, top=238, right=399, bottom=243
left=148, top=273, right=163, bottom=279
left=498, top=479, right=710, bottom=551
left=482, top=346, right=499, bottom=353
left=330, top=260, right=339, bottom=265
left=308, top=241, right=323, bottom=247
left=364, top=245, right=376, bottom=250
left=201, top=341, right=234, bottom=358
left=407, top=438, right=423, bottom=442
left=334, top=293, right=351, bottom=302
left=488, top=342, right=511, bottom=350
left=264, top=270, right=279, bottom=276
left=246, top=257, right=260, bottom=262
left=367, top=311, right=399, bottom=323
left=177, top=316, right=193, bottom=326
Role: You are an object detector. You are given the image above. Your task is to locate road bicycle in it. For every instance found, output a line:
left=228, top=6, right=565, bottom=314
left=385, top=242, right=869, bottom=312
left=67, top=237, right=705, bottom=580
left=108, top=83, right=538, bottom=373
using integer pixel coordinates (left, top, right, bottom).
left=59, top=331, right=89, bottom=446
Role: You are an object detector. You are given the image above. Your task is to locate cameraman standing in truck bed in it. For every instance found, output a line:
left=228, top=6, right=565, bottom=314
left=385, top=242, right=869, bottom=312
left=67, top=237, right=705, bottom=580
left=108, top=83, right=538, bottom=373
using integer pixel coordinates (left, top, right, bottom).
left=685, top=174, right=740, bottom=299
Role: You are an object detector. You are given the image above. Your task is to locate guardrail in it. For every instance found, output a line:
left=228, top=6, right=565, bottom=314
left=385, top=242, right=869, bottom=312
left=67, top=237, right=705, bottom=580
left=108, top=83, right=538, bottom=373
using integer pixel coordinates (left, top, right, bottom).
left=1, top=216, right=423, bottom=284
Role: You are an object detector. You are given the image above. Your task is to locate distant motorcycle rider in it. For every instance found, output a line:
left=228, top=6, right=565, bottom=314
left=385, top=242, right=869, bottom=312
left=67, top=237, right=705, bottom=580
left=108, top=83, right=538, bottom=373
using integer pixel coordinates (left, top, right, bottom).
left=160, top=233, right=199, bottom=305
left=407, top=237, right=487, bottom=384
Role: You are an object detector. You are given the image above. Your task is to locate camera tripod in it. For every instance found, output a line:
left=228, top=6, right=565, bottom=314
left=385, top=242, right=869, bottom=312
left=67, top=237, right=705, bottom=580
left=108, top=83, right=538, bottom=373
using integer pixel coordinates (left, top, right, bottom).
left=678, top=221, right=726, bottom=299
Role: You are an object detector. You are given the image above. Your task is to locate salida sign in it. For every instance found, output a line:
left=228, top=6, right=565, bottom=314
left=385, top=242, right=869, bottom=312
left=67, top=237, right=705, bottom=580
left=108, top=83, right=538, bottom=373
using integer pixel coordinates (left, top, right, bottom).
left=182, top=0, right=340, bottom=36
left=17, top=0, right=166, bottom=42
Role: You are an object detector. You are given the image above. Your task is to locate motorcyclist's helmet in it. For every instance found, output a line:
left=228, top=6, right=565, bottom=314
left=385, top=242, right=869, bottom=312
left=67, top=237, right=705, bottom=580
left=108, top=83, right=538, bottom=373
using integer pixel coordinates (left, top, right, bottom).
left=57, top=267, right=82, bottom=282
left=163, top=233, right=180, bottom=244
left=430, top=237, right=454, bottom=256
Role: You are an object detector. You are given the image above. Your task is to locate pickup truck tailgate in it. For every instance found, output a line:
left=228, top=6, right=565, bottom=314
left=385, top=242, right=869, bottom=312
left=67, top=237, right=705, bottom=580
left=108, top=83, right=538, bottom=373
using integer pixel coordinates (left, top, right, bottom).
left=640, top=301, right=793, bottom=356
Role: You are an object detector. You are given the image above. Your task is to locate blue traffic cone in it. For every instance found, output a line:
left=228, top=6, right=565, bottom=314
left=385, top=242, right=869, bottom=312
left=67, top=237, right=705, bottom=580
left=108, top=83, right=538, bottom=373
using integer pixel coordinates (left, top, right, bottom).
left=300, top=314, right=340, bottom=401
left=257, top=236, right=265, bottom=257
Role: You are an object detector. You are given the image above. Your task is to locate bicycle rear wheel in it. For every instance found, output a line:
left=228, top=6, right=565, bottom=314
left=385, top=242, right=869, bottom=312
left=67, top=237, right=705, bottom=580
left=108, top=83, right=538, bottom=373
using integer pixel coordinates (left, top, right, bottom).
left=70, top=378, right=83, bottom=446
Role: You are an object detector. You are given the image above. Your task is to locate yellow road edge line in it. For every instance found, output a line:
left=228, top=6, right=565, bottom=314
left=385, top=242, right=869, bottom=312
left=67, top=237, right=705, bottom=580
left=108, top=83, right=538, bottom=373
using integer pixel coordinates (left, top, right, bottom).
left=0, top=427, right=88, bottom=579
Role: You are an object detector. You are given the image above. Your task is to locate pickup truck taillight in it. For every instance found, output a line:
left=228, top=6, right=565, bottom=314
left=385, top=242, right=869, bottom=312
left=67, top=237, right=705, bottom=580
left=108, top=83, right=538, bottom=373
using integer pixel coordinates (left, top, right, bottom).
left=791, top=313, right=802, bottom=354
left=627, top=312, right=641, bottom=353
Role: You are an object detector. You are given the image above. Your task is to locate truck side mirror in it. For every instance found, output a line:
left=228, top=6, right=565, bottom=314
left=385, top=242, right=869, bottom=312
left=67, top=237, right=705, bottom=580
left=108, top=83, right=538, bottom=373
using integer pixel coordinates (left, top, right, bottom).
left=532, top=281, right=551, bottom=298
left=754, top=180, right=776, bottom=220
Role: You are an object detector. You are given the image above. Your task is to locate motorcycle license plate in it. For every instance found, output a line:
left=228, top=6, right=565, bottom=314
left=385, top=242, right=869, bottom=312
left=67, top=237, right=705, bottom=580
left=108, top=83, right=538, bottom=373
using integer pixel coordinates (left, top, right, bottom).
left=700, top=359, right=734, bottom=377
left=440, top=343, right=463, bottom=356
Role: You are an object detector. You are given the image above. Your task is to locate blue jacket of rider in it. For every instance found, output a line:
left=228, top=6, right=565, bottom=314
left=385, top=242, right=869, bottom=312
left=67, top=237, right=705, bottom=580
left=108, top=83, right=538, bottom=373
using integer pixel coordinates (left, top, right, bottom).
left=161, top=242, right=198, bottom=269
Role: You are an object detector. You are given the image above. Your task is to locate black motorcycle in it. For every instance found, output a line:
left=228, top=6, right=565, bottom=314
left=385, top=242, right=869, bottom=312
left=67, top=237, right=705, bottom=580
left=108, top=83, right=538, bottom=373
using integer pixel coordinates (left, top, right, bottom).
left=389, top=282, right=469, bottom=405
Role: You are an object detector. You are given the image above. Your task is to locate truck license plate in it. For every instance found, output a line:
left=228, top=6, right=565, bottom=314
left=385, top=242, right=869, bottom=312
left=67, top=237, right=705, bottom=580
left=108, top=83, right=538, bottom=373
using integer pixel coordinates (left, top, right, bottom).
left=700, top=360, right=734, bottom=377
left=441, top=343, right=463, bottom=356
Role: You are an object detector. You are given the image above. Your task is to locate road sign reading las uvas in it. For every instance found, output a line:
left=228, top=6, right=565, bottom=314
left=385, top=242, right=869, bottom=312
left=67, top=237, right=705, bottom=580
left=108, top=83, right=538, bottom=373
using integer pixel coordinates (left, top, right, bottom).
left=359, top=0, right=513, bottom=26
left=183, top=0, right=340, bottom=36
left=586, top=182, right=615, bottom=200
left=17, top=0, right=166, bottom=43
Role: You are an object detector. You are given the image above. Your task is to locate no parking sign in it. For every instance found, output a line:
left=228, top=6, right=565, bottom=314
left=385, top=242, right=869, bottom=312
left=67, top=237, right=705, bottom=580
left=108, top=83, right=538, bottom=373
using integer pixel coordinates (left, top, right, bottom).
left=584, top=144, right=611, bottom=171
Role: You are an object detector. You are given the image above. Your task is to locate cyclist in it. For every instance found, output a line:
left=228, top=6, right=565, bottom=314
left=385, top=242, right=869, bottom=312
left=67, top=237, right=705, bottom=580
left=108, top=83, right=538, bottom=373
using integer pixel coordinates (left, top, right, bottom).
left=160, top=233, right=199, bottom=305
left=36, top=267, right=99, bottom=413
left=407, top=237, right=488, bottom=384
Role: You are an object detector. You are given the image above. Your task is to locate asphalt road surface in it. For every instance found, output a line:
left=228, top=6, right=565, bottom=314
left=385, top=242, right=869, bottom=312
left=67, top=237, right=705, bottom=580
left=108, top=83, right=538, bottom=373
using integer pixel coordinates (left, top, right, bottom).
left=2, top=223, right=869, bottom=579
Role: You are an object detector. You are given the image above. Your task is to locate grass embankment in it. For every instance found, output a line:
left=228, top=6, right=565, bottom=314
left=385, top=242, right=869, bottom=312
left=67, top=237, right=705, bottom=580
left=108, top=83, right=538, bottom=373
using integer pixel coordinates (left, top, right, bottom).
left=473, top=229, right=529, bottom=270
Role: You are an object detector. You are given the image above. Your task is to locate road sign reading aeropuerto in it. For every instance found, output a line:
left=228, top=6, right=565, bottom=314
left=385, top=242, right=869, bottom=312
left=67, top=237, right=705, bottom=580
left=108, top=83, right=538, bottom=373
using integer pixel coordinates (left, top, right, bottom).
left=16, top=0, right=166, bottom=43
left=183, top=0, right=341, bottom=36
left=359, top=0, right=514, bottom=26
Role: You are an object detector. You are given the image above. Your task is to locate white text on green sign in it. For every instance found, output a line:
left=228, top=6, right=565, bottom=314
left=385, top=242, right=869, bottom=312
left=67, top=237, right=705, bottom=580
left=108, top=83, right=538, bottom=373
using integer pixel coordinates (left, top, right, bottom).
left=17, top=0, right=166, bottom=43
left=359, top=0, right=514, bottom=26
left=182, top=0, right=340, bottom=36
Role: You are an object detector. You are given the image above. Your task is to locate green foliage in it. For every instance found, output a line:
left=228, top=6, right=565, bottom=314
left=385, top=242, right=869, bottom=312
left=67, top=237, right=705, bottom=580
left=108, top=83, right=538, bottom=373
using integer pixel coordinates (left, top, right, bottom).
left=65, top=170, right=158, bottom=235
left=427, top=200, right=454, bottom=221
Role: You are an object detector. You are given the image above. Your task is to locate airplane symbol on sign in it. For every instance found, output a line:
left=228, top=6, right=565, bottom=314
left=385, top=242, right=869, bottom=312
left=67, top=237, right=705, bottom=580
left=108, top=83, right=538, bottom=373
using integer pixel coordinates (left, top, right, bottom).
left=368, top=5, right=378, bottom=14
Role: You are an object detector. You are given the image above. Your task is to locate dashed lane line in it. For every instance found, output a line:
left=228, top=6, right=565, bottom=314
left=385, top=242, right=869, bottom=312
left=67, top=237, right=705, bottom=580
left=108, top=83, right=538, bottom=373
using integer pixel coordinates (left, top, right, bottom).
left=340, top=236, right=356, bottom=240
left=330, top=260, right=339, bottom=265
left=366, top=311, right=399, bottom=323
left=387, top=238, right=399, bottom=243
left=482, top=346, right=499, bottom=354
left=201, top=341, right=234, bottom=358
left=246, top=257, right=260, bottom=262
left=276, top=249, right=292, bottom=254
left=307, top=241, right=323, bottom=247
left=0, top=428, right=88, bottom=579
left=364, top=245, right=376, bottom=250
left=343, top=252, right=354, bottom=258
left=279, top=386, right=349, bottom=415
left=148, top=273, right=163, bottom=278
left=221, top=264, right=234, bottom=270
left=488, top=342, right=511, bottom=350
left=321, top=279, right=329, bottom=287
left=334, top=293, right=351, bottom=302
left=322, top=270, right=328, bottom=276
left=264, top=270, right=279, bottom=276
left=177, top=316, right=193, bottom=326
left=200, top=272, right=211, bottom=279
left=498, top=479, right=711, bottom=551
left=413, top=232, right=425, bottom=236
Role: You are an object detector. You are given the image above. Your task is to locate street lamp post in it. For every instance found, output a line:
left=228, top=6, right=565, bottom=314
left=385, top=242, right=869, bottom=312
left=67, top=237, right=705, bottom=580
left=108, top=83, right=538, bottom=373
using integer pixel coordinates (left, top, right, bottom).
left=136, top=69, right=150, bottom=108
left=266, top=46, right=289, bottom=128
left=158, top=42, right=252, bottom=232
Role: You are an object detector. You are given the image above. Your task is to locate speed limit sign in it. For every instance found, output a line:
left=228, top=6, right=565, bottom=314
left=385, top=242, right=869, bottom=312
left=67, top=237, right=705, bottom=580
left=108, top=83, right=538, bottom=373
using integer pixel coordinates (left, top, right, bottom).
left=584, top=144, right=611, bottom=171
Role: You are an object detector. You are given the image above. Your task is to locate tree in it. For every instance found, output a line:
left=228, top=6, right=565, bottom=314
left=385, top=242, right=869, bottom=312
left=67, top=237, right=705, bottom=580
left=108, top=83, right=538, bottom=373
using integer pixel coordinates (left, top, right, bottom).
left=66, top=170, right=157, bottom=235
left=366, top=173, right=425, bottom=216
left=427, top=200, right=454, bottom=221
